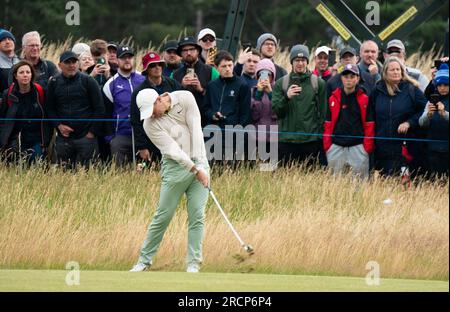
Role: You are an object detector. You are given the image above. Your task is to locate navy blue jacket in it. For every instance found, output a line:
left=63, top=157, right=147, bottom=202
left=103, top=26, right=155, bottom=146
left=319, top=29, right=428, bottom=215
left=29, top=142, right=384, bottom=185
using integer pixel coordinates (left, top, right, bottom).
left=421, top=95, right=449, bottom=153
left=203, top=75, right=251, bottom=128
left=233, top=63, right=258, bottom=89
left=371, top=80, right=427, bottom=159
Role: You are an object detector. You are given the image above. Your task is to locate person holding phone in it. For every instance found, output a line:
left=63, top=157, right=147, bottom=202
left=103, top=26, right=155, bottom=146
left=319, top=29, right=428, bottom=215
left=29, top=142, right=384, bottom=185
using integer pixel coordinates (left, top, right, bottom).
left=87, top=39, right=113, bottom=88
left=419, top=63, right=449, bottom=177
left=424, top=56, right=449, bottom=99
left=197, top=28, right=217, bottom=65
left=250, top=59, right=278, bottom=160
left=171, top=36, right=220, bottom=126
left=203, top=51, right=251, bottom=163
left=272, top=44, right=327, bottom=166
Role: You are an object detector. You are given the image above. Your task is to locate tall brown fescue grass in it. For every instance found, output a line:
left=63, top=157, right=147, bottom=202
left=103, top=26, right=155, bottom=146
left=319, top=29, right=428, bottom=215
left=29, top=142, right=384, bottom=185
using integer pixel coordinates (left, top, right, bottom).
left=0, top=162, right=448, bottom=280
left=2, top=39, right=446, bottom=280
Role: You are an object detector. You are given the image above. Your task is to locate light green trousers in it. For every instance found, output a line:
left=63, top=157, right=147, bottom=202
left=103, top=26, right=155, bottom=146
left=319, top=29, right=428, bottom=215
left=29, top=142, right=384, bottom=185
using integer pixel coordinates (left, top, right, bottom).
left=138, top=158, right=209, bottom=266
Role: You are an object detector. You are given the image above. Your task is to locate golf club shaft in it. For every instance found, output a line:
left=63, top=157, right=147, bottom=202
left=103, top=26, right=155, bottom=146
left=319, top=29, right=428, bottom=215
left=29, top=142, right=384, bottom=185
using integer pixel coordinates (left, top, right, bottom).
left=209, top=189, right=246, bottom=247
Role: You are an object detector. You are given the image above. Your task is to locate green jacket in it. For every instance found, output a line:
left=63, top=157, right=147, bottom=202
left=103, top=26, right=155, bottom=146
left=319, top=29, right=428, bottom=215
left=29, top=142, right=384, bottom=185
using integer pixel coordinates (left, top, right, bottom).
left=272, top=71, right=327, bottom=143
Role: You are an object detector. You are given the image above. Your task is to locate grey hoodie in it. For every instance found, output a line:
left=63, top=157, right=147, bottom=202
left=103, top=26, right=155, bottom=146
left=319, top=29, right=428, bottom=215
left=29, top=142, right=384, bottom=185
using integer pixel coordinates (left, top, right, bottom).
left=0, top=51, right=20, bottom=93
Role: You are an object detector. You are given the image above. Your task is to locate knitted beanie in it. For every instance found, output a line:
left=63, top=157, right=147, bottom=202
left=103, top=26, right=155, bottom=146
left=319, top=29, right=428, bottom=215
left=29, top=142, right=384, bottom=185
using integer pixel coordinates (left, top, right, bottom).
left=434, top=63, right=449, bottom=86
left=256, top=33, right=277, bottom=52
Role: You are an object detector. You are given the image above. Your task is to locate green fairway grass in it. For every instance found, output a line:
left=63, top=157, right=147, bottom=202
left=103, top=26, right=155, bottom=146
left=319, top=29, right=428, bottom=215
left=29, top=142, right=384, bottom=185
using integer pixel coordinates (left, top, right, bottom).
left=0, top=270, right=447, bottom=292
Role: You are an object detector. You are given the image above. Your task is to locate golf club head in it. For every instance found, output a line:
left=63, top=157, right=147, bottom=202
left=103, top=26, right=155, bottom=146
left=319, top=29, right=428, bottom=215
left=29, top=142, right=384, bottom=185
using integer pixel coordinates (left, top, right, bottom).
left=244, top=244, right=254, bottom=255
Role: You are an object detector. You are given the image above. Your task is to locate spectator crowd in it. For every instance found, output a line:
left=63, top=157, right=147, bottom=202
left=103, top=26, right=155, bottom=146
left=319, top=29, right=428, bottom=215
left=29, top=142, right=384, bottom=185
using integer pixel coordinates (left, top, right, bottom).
left=0, top=27, right=448, bottom=179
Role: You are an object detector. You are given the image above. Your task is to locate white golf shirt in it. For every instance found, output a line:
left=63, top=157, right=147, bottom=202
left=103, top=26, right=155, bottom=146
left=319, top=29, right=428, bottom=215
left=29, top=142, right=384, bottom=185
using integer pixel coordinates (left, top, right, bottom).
left=143, top=91, right=208, bottom=171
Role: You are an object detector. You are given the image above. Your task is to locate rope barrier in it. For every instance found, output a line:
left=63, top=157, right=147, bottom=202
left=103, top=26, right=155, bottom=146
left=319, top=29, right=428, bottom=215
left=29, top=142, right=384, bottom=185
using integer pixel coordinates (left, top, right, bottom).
left=0, top=118, right=448, bottom=143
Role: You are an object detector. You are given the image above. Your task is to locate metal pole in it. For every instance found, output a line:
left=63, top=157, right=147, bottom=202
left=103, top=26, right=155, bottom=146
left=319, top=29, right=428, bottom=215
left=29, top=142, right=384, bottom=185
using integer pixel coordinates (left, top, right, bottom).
left=131, top=126, right=136, bottom=168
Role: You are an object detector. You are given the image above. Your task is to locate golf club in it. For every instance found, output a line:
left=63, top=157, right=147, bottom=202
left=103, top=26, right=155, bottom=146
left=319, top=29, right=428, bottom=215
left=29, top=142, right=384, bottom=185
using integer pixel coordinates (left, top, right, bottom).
left=208, top=188, right=254, bottom=255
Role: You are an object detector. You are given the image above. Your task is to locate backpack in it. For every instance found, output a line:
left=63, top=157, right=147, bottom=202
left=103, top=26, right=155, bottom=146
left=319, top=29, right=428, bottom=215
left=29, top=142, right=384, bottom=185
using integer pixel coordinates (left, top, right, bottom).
left=6, top=82, right=45, bottom=107
left=281, top=73, right=321, bottom=120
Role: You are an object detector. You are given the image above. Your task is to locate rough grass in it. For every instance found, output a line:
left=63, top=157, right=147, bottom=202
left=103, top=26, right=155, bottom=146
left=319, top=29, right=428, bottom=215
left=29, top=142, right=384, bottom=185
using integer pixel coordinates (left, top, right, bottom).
left=0, top=163, right=448, bottom=281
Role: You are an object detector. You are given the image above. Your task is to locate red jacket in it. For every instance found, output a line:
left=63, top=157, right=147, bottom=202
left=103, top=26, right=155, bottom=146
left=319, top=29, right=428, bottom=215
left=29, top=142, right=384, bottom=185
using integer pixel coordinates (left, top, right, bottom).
left=323, top=88, right=375, bottom=153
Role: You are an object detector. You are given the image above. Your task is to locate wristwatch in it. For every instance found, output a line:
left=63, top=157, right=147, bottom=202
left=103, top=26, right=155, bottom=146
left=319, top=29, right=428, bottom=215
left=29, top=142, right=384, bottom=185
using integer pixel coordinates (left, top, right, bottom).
left=192, top=166, right=200, bottom=175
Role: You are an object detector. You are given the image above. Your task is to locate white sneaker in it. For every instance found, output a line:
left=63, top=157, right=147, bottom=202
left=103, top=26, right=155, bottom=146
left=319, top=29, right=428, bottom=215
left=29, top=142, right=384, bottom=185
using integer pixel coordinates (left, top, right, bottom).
left=186, top=263, right=200, bottom=273
left=129, top=262, right=149, bottom=272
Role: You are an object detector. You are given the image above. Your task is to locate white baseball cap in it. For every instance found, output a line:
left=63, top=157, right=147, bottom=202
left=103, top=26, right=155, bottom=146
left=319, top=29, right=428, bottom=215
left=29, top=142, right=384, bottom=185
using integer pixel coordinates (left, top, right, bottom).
left=197, top=28, right=216, bottom=41
left=137, top=89, right=159, bottom=120
left=315, top=46, right=331, bottom=57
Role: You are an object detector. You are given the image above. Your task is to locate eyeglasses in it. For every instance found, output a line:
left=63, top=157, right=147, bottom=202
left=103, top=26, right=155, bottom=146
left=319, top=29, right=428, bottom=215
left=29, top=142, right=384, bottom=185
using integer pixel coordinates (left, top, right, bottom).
left=165, top=50, right=177, bottom=55
left=63, top=59, right=78, bottom=65
left=387, top=49, right=401, bottom=55
left=201, top=37, right=215, bottom=43
left=26, top=44, right=41, bottom=48
left=181, top=48, right=197, bottom=54
left=149, top=63, right=163, bottom=68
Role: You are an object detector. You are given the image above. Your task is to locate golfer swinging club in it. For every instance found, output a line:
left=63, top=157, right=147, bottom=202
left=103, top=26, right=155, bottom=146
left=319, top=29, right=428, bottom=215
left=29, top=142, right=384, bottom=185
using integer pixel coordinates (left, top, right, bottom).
left=130, top=89, right=210, bottom=273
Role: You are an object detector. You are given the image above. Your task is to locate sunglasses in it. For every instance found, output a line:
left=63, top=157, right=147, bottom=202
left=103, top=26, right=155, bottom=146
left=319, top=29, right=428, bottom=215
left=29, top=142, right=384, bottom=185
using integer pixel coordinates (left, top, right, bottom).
left=387, top=49, right=401, bottom=55
left=181, top=47, right=198, bottom=53
left=149, top=63, right=163, bottom=68
left=201, top=37, right=215, bottom=43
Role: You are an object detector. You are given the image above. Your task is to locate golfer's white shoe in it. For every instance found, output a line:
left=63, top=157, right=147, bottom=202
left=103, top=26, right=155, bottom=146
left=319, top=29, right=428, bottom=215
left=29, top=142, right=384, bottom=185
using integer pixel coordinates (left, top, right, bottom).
left=186, top=263, right=200, bottom=273
left=129, top=262, right=149, bottom=272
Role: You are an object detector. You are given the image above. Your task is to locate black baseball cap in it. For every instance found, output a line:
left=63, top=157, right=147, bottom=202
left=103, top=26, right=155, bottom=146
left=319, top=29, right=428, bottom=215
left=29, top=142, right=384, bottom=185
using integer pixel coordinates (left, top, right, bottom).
left=60, top=51, right=79, bottom=63
left=340, top=46, right=357, bottom=58
left=116, top=45, right=134, bottom=58
left=164, top=40, right=179, bottom=52
left=176, top=36, right=202, bottom=56
left=107, top=42, right=118, bottom=50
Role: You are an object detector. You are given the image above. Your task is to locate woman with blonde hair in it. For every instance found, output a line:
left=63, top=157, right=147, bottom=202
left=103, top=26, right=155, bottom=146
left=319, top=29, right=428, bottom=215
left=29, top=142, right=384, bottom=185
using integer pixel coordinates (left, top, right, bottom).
left=370, top=56, right=427, bottom=176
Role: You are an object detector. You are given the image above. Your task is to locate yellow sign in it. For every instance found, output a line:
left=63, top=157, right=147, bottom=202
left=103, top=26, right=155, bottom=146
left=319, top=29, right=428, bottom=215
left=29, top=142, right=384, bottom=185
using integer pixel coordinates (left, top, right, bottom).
left=316, top=3, right=351, bottom=41
left=378, top=6, right=418, bottom=41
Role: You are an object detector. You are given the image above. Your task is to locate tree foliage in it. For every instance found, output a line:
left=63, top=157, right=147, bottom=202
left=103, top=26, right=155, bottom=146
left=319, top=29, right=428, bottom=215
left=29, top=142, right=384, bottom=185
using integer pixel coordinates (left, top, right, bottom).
left=0, top=0, right=447, bottom=52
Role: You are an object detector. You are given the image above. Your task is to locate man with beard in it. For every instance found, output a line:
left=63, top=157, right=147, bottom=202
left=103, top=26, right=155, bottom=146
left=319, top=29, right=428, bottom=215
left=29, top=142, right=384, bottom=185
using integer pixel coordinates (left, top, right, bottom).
left=256, top=33, right=287, bottom=80
left=103, top=45, right=145, bottom=166
left=162, top=40, right=182, bottom=77
left=171, top=36, right=219, bottom=125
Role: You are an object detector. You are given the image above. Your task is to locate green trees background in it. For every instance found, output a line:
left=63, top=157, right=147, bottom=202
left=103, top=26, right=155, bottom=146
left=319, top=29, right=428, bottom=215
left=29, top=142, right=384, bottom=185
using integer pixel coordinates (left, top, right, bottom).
left=0, top=0, right=448, bottom=52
